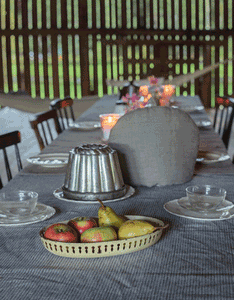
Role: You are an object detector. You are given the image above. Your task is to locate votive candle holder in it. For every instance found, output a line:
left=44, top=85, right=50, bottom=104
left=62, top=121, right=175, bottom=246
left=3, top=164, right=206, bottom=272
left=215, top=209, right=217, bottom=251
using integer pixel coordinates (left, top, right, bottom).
left=99, top=113, right=121, bottom=141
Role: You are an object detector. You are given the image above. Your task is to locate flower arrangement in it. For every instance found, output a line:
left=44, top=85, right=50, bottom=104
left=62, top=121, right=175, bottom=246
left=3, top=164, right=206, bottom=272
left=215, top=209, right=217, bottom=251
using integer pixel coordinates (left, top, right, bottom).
left=121, top=85, right=152, bottom=112
left=148, top=76, right=175, bottom=107
left=120, top=76, right=176, bottom=112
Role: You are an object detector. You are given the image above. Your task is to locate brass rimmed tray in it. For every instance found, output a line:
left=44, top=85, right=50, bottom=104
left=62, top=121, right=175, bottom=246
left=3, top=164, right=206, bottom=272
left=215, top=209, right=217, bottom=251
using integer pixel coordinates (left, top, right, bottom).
left=39, top=215, right=166, bottom=258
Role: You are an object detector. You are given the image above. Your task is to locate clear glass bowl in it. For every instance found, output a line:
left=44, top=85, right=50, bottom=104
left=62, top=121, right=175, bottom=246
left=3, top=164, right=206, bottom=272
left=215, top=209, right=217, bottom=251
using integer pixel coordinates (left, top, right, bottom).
left=0, top=191, right=38, bottom=219
left=178, top=185, right=226, bottom=213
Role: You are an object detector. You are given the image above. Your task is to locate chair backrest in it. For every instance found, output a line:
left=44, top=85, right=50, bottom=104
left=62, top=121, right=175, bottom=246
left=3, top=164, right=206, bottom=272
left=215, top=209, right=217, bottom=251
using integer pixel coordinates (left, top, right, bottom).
left=29, top=109, right=62, bottom=151
left=0, top=130, right=23, bottom=189
left=213, top=95, right=234, bottom=149
left=106, top=79, right=130, bottom=88
left=119, top=83, right=139, bottom=100
left=50, top=96, right=75, bottom=131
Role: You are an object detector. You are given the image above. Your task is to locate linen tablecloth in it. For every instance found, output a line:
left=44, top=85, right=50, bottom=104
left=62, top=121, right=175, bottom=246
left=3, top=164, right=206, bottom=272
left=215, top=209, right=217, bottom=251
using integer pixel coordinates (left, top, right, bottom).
left=1, top=95, right=234, bottom=300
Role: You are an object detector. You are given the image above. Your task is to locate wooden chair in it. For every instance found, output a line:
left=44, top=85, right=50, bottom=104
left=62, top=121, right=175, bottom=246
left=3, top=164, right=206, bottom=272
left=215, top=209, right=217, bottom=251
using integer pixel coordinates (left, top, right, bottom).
left=213, top=95, right=234, bottom=149
left=106, top=79, right=139, bottom=100
left=29, top=109, right=62, bottom=151
left=50, top=96, right=75, bottom=131
left=119, top=82, right=139, bottom=100
left=0, top=131, right=23, bottom=189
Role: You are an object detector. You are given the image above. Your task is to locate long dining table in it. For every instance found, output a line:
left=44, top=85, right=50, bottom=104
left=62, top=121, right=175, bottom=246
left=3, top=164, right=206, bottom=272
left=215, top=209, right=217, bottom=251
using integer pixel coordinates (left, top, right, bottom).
left=1, top=95, right=234, bottom=299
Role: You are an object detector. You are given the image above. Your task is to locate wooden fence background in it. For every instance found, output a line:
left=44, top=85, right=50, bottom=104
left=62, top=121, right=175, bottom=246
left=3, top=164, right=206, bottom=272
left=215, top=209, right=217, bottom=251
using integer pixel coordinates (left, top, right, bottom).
left=0, top=0, right=233, bottom=107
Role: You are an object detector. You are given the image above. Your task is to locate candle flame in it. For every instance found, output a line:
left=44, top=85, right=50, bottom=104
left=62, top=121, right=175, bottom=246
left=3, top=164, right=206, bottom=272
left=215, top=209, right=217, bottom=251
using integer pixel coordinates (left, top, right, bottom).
left=163, top=85, right=175, bottom=98
left=100, top=114, right=120, bottom=128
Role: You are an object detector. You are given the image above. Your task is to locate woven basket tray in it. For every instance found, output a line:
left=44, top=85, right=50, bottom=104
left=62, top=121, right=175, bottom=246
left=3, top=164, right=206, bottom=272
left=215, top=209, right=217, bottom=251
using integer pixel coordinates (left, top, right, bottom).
left=40, top=215, right=166, bottom=258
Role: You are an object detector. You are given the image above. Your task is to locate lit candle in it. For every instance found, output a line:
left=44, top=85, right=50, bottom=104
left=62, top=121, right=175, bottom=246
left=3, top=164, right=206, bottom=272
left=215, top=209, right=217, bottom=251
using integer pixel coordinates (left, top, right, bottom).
left=99, top=113, right=121, bottom=141
left=160, top=85, right=176, bottom=106
left=139, top=85, right=152, bottom=105
left=162, top=85, right=175, bottom=98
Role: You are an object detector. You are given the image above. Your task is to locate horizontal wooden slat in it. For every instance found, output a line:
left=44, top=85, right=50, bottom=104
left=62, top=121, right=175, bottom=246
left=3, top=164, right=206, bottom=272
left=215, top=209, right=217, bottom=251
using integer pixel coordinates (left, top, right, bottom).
left=0, top=28, right=234, bottom=37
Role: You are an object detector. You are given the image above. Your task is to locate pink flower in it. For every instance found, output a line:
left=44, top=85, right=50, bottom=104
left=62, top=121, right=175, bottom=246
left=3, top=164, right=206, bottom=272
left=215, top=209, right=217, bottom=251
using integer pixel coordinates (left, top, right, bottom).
left=148, top=76, right=159, bottom=86
left=131, top=93, right=140, bottom=103
left=121, top=92, right=148, bottom=112
left=122, top=96, right=129, bottom=103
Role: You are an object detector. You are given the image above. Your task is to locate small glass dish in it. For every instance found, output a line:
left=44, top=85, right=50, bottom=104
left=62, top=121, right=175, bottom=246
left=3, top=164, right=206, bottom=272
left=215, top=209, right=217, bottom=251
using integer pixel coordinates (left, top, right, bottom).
left=178, top=185, right=227, bottom=213
left=0, top=191, right=38, bottom=219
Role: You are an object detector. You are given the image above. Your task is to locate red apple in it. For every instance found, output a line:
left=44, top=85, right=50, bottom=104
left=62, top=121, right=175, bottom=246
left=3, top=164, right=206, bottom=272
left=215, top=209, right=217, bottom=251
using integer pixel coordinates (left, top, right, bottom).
left=68, top=217, right=97, bottom=235
left=44, top=223, right=78, bottom=242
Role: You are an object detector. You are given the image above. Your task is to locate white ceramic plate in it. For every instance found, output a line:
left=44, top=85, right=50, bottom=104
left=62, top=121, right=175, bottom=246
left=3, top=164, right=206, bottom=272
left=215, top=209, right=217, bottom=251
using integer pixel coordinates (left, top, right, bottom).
left=0, top=203, right=56, bottom=226
left=27, top=153, right=69, bottom=167
left=164, top=198, right=234, bottom=221
left=53, top=185, right=135, bottom=204
left=69, top=121, right=101, bottom=130
left=195, top=120, right=212, bottom=128
left=196, top=151, right=230, bottom=164
left=171, top=104, right=204, bottom=113
left=181, top=105, right=204, bottom=113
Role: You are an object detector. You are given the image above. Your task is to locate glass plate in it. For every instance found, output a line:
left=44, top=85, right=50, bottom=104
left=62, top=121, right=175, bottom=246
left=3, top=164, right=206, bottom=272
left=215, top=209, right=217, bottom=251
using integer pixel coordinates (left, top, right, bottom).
left=196, top=151, right=230, bottom=164
left=0, top=203, right=56, bottom=226
left=164, top=198, right=234, bottom=221
left=69, top=121, right=101, bottom=130
left=53, top=185, right=135, bottom=204
left=27, top=153, right=69, bottom=167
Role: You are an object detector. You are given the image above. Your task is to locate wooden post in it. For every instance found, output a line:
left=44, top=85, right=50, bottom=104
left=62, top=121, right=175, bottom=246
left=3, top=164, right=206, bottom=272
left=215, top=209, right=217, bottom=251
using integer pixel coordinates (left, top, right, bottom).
left=32, top=0, right=40, bottom=97
left=21, top=0, right=31, bottom=95
left=200, top=45, right=211, bottom=108
left=5, top=0, right=13, bottom=92
left=51, top=0, right=59, bottom=98
left=61, top=0, right=70, bottom=97
left=79, top=1, right=89, bottom=96
left=42, top=0, right=49, bottom=98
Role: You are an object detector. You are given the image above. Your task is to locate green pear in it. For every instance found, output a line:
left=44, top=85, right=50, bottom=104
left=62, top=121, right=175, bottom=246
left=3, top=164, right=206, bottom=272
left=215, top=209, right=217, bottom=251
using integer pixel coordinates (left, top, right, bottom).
left=118, top=220, right=169, bottom=240
left=80, top=226, right=117, bottom=243
left=97, top=199, right=126, bottom=229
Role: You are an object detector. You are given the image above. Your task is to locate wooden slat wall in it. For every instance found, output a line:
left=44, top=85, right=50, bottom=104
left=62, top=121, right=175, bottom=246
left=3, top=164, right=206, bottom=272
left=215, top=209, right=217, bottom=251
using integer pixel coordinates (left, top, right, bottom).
left=0, top=0, right=233, bottom=107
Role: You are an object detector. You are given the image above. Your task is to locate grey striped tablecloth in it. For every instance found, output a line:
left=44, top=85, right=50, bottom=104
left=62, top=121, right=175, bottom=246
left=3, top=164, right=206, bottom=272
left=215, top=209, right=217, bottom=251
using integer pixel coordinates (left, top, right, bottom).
left=1, top=95, right=234, bottom=300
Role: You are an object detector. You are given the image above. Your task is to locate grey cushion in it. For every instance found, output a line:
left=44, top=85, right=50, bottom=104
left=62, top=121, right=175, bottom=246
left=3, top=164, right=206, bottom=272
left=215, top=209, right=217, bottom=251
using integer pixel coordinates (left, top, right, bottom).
left=108, top=106, right=200, bottom=187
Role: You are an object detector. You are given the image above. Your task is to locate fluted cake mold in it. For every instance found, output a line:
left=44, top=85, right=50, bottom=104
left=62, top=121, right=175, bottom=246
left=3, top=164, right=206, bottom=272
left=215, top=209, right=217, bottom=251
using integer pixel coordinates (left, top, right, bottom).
left=62, top=144, right=127, bottom=200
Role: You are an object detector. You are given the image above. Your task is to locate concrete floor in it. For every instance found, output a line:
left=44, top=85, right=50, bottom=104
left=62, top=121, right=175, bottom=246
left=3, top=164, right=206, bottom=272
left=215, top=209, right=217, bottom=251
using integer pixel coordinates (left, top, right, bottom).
left=0, top=92, right=100, bottom=187
left=0, top=92, right=100, bottom=115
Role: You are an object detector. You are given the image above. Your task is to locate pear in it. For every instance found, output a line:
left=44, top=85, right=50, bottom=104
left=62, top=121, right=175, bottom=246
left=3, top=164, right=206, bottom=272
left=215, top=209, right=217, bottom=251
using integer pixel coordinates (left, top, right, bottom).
left=118, top=220, right=169, bottom=240
left=97, top=199, right=126, bottom=229
left=80, top=226, right=117, bottom=243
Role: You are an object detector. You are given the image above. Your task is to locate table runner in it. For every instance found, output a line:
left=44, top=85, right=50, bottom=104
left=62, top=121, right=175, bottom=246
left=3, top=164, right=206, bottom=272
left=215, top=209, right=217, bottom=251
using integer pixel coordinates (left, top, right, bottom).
left=1, top=95, right=234, bottom=300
